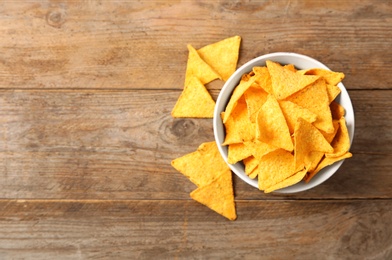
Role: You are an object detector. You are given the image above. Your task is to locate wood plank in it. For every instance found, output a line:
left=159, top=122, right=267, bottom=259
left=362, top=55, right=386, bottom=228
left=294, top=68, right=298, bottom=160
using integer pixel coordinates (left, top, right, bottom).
left=0, top=199, right=391, bottom=259
left=0, top=89, right=391, bottom=199
left=0, top=1, right=391, bottom=90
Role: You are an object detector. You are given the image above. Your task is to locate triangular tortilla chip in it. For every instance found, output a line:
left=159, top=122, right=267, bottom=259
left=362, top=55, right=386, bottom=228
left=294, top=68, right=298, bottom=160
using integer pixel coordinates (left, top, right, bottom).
left=298, top=68, right=345, bottom=86
left=266, top=60, right=319, bottom=100
left=326, top=84, right=341, bottom=103
left=305, top=152, right=352, bottom=183
left=258, top=149, right=298, bottom=191
left=243, top=156, right=259, bottom=176
left=256, top=95, right=293, bottom=152
left=253, top=66, right=273, bottom=94
left=197, top=36, right=241, bottom=81
left=264, top=168, right=307, bottom=193
left=244, top=86, right=268, bottom=123
left=227, top=143, right=253, bottom=164
left=294, top=118, right=334, bottom=170
left=223, top=77, right=255, bottom=123
left=171, top=76, right=216, bottom=118
left=330, top=101, right=345, bottom=119
left=279, top=100, right=317, bottom=134
left=326, top=117, right=351, bottom=158
left=171, top=142, right=229, bottom=187
left=222, top=97, right=256, bottom=145
left=185, top=44, right=221, bottom=86
left=288, top=78, right=334, bottom=133
left=243, top=140, right=279, bottom=161
left=190, top=171, right=237, bottom=220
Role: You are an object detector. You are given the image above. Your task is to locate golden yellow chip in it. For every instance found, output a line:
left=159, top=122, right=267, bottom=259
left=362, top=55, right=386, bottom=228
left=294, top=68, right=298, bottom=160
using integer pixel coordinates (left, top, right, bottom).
left=185, top=44, right=221, bottom=86
left=227, top=143, right=253, bottom=164
left=256, top=95, right=293, bottom=152
left=171, top=76, right=216, bottom=118
left=222, top=97, right=256, bottom=145
left=244, top=140, right=278, bottom=161
left=326, top=117, right=351, bottom=158
left=266, top=60, right=319, bottom=100
left=294, top=118, right=334, bottom=170
left=287, top=78, right=334, bottom=133
left=305, top=152, right=352, bottom=183
left=326, top=84, right=341, bottom=103
left=253, top=66, right=273, bottom=94
left=190, top=170, right=236, bottom=220
left=279, top=100, right=317, bottom=134
left=223, top=77, right=255, bottom=123
left=197, top=35, right=241, bottom=81
left=330, top=101, right=346, bottom=119
left=258, top=149, right=298, bottom=191
left=298, top=68, right=345, bottom=86
left=284, top=64, right=297, bottom=72
left=243, top=156, right=259, bottom=176
left=171, top=142, right=229, bottom=187
left=244, top=86, right=268, bottom=123
left=264, top=168, right=307, bottom=193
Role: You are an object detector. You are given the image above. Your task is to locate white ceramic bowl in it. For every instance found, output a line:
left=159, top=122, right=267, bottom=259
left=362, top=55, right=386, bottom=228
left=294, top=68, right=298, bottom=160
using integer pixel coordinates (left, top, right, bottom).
left=213, top=52, right=355, bottom=193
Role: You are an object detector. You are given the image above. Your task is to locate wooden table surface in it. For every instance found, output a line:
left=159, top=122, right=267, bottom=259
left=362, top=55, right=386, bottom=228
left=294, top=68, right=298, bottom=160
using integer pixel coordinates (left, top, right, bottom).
left=0, top=1, right=391, bottom=259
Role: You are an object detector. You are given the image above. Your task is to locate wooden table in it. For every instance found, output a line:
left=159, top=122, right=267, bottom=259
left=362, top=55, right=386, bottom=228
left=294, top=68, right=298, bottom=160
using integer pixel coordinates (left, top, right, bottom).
left=0, top=1, right=391, bottom=259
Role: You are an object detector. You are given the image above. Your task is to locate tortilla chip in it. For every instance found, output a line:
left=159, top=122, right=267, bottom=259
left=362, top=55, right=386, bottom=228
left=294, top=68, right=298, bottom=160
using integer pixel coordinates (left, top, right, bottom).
left=171, top=76, right=216, bottom=118
left=190, top=170, right=237, bottom=220
left=305, top=152, right=352, bottom=183
left=256, top=95, right=293, bottom=152
left=244, top=140, right=279, bottom=161
left=253, top=66, right=273, bottom=94
left=326, top=84, right=341, bottom=103
left=287, top=78, right=334, bottom=133
left=197, top=36, right=241, bottom=81
left=294, top=118, right=334, bottom=170
left=258, top=149, right=298, bottom=190
left=244, top=86, right=269, bottom=123
left=227, top=143, right=253, bottom=164
left=326, top=117, right=351, bottom=158
left=223, top=77, right=255, bottom=123
left=298, top=68, right=345, bottom=86
left=284, top=64, right=297, bottom=72
left=266, top=60, right=319, bottom=100
left=330, top=101, right=346, bottom=119
left=222, top=97, right=256, bottom=145
left=279, top=100, right=317, bottom=134
left=264, top=168, right=307, bottom=193
left=171, top=142, right=230, bottom=187
left=185, top=44, right=221, bottom=86
left=243, top=156, right=259, bottom=176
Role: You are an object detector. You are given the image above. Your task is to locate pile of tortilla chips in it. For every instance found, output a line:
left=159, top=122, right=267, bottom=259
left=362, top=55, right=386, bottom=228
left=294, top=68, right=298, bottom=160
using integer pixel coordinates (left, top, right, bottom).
left=222, top=60, right=352, bottom=193
left=171, top=36, right=241, bottom=220
left=170, top=36, right=352, bottom=220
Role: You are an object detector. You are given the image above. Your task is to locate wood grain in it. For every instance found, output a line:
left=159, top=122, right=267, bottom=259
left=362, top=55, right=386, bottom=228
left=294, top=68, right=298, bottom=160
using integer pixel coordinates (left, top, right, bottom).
left=0, top=1, right=391, bottom=258
left=0, top=1, right=391, bottom=90
left=0, top=199, right=391, bottom=259
left=0, top=89, right=390, bottom=200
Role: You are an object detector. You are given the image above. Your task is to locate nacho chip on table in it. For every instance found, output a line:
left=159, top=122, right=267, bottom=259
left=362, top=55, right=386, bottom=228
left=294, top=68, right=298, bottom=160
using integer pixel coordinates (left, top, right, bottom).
left=197, top=35, right=241, bottom=81
left=171, top=76, right=216, bottom=118
left=266, top=60, right=319, bottom=100
left=185, top=44, right=221, bottom=86
left=171, top=142, right=230, bottom=187
left=190, top=170, right=236, bottom=221
left=256, top=95, right=293, bottom=152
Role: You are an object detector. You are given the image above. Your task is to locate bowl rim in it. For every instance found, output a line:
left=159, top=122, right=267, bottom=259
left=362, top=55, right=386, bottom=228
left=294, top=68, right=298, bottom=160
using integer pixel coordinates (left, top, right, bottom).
left=213, top=52, right=355, bottom=193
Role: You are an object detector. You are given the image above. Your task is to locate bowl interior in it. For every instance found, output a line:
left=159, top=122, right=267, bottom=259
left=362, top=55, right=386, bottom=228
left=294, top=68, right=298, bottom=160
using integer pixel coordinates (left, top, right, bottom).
left=213, top=52, right=355, bottom=193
